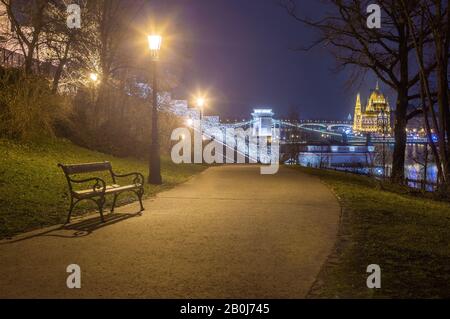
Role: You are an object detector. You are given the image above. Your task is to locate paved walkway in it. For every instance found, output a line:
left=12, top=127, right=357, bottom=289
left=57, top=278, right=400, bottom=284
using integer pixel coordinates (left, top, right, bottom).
left=0, top=166, right=340, bottom=298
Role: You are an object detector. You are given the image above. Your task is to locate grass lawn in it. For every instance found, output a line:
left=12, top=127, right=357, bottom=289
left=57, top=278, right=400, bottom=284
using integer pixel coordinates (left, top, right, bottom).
left=0, top=138, right=206, bottom=238
left=293, top=167, right=450, bottom=298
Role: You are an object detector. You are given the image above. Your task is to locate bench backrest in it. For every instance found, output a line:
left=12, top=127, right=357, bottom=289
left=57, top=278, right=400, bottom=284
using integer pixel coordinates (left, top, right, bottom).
left=58, top=162, right=112, bottom=175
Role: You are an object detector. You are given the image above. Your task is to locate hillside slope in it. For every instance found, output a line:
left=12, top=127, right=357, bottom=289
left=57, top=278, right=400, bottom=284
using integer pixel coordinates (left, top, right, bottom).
left=0, top=138, right=205, bottom=238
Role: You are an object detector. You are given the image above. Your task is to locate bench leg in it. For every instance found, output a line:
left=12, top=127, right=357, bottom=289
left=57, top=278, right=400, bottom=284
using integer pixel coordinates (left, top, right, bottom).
left=97, top=196, right=105, bottom=222
left=137, top=188, right=145, bottom=211
left=111, top=194, right=118, bottom=213
left=66, top=197, right=75, bottom=224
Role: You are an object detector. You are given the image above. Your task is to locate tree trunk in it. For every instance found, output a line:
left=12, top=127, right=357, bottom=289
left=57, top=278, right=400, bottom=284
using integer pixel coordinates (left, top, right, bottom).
left=436, top=60, right=450, bottom=184
left=391, top=91, right=408, bottom=183
left=51, top=37, right=72, bottom=94
left=423, top=143, right=428, bottom=191
left=391, top=23, right=409, bottom=183
left=435, top=31, right=450, bottom=186
left=430, top=0, right=450, bottom=188
left=51, top=59, right=66, bottom=94
left=24, top=46, right=35, bottom=75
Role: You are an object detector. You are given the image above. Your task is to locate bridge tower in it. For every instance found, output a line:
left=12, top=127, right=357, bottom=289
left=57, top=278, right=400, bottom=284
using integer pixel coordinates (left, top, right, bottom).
left=251, top=109, right=274, bottom=137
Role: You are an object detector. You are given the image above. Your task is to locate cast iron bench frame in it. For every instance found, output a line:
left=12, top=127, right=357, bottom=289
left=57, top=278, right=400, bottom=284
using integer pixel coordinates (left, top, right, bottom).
left=58, top=161, right=145, bottom=223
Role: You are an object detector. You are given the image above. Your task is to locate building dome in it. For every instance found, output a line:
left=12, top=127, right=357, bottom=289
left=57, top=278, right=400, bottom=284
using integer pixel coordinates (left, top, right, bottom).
left=369, top=90, right=385, bottom=101
left=368, top=82, right=386, bottom=104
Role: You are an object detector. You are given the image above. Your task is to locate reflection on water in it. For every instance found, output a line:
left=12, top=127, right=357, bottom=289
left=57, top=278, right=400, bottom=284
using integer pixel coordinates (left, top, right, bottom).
left=300, top=144, right=438, bottom=191
left=405, top=164, right=437, bottom=182
left=400, top=144, right=437, bottom=183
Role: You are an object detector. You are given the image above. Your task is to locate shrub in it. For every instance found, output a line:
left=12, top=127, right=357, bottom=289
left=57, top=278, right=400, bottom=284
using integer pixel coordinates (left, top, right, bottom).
left=0, top=67, right=71, bottom=140
left=68, top=85, right=182, bottom=159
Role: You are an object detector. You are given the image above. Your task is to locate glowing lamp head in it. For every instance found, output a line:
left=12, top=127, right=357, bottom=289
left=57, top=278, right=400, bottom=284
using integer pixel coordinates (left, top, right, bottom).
left=196, top=97, right=206, bottom=108
left=148, top=35, right=162, bottom=53
left=89, top=73, right=98, bottom=82
left=186, top=119, right=193, bottom=126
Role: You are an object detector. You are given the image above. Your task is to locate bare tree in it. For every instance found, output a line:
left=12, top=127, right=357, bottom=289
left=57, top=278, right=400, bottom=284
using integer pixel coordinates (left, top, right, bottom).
left=43, top=0, right=83, bottom=93
left=1, top=0, right=49, bottom=74
left=400, top=0, right=449, bottom=189
left=1, top=0, right=81, bottom=92
left=84, top=1, right=148, bottom=123
left=279, top=0, right=436, bottom=183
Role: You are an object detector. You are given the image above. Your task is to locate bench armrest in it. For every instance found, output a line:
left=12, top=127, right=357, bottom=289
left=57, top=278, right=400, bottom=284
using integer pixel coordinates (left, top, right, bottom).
left=69, top=177, right=107, bottom=194
left=112, top=172, right=144, bottom=186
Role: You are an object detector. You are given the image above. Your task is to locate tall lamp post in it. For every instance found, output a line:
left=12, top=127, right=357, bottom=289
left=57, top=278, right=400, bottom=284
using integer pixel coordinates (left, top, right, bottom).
left=196, top=97, right=205, bottom=136
left=148, top=35, right=162, bottom=185
left=88, top=73, right=99, bottom=104
left=89, top=73, right=99, bottom=129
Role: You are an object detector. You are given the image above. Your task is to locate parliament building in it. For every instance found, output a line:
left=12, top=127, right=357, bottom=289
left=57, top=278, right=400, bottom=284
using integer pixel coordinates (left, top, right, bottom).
left=352, top=82, right=392, bottom=134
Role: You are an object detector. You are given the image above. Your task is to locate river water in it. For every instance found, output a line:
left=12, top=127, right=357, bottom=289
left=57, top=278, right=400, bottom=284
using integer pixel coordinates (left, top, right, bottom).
left=355, top=144, right=438, bottom=190
left=299, top=144, right=438, bottom=190
left=381, top=144, right=438, bottom=184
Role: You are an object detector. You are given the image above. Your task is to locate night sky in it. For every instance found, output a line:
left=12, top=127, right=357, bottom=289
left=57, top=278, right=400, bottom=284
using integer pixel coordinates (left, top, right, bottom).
left=146, top=0, right=391, bottom=120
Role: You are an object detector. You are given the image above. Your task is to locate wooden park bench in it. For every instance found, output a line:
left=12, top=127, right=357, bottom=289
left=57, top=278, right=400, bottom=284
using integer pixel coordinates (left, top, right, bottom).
left=58, top=162, right=145, bottom=223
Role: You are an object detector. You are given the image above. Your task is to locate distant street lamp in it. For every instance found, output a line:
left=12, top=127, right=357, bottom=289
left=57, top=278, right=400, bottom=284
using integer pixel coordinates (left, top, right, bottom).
left=196, top=97, right=206, bottom=120
left=148, top=34, right=163, bottom=185
left=89, top=72, right=100, bottom=129
left=196, top=96, right=206, bottom=136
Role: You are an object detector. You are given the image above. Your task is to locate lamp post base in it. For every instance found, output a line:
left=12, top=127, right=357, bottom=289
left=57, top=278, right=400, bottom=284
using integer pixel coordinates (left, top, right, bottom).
left=148, top=149, right=162, bottom=185
left=148, top=175, right=162, bottom=185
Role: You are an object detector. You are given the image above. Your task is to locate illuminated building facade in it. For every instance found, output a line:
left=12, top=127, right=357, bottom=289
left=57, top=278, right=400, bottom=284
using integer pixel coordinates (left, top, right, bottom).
left=353, top=82, right=391, bottom=134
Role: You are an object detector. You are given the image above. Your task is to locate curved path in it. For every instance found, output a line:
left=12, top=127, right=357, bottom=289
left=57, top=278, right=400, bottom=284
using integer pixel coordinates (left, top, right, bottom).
left=0, top=165, right=340, bottom=298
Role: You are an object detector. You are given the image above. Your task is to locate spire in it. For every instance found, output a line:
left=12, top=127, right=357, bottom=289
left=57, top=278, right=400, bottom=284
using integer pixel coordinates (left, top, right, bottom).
left=355, top=93, right=361, bottom=109
left=353, top=93, right=362, bottom=131
left=376, top=80, right=380, bottom=91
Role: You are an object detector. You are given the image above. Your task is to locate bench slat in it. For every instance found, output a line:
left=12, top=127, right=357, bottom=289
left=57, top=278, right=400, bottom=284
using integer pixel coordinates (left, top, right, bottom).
left=73, top=184, right=140, bottom=198
left=59, top=162, right=112, bottom=175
